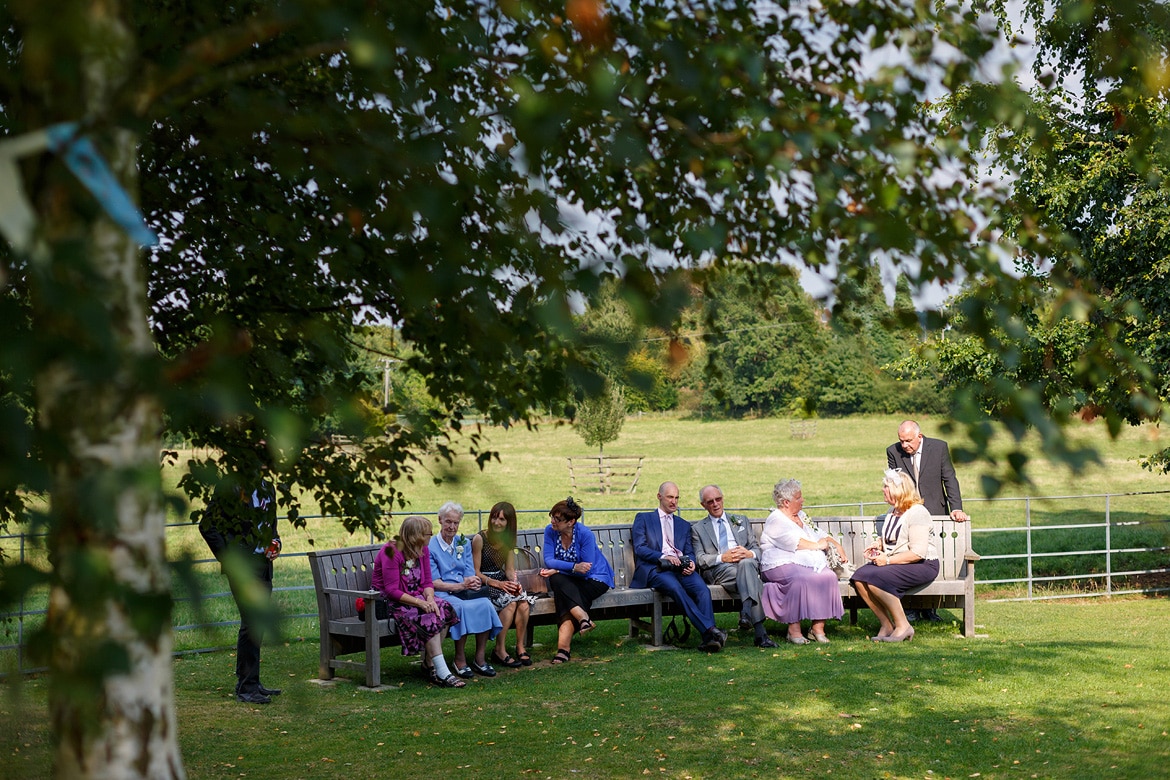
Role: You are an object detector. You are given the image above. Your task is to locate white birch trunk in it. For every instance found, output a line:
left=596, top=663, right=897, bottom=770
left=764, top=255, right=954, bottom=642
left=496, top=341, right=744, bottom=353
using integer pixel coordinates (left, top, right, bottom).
left=38, top=3, right=186, bottom=778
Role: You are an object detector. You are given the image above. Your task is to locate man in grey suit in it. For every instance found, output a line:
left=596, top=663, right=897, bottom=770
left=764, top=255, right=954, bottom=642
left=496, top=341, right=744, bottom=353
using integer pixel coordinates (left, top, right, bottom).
left=886, top=419, right=970, bottom=622
left=691, top=484, right=778, bottom=648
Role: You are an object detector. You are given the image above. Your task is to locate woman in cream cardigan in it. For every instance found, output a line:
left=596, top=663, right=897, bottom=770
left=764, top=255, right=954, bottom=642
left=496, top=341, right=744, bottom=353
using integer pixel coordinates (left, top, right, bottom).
left=850, top=469, right=940, bottom=643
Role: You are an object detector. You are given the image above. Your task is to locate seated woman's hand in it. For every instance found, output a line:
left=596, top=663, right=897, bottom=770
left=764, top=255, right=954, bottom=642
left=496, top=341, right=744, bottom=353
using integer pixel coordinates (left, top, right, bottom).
left=573, top=561, right=593, bottom=575
left=539, top=568, right=556, bottom=578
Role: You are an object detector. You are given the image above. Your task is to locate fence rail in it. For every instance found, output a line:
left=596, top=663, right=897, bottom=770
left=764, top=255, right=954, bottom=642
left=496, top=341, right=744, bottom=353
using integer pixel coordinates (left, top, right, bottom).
left=3, top=490, right=1170, bottom=675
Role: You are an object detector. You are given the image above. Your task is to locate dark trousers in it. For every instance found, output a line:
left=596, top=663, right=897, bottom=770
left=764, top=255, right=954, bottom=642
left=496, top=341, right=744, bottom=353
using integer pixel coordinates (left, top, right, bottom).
left=645, top=568, right=716, bottom=636
left=227, top=554, right=273, bottom=694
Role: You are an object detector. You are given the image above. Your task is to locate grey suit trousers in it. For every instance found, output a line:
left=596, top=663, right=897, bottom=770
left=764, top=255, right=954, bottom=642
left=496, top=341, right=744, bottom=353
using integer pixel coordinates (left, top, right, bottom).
left=701, top=559, right=765, bottom=624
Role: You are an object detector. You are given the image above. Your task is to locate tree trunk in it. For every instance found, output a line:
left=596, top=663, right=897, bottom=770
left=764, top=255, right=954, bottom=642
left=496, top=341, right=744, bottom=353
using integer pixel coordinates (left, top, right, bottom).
left=33, top=3, right=186, bottom=778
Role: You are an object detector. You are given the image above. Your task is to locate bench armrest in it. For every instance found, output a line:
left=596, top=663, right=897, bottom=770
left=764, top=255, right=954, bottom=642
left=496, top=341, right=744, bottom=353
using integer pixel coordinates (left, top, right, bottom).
left=322, top=587, right=383, bottom=600
left=963, top=549, right=981, bottom=562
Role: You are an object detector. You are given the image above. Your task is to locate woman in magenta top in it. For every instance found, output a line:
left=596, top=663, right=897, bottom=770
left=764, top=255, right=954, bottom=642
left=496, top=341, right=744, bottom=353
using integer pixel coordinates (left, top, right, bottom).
left=372, top=515, right=464, bottom=688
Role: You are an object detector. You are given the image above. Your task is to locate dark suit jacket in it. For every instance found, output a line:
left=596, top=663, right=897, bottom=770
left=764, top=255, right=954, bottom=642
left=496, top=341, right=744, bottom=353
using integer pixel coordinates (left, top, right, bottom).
left=631, top=510, right=696, bottom=588
left=690, top=512, right=761, bottom=571
left=886, top=436, right=963, bottom=515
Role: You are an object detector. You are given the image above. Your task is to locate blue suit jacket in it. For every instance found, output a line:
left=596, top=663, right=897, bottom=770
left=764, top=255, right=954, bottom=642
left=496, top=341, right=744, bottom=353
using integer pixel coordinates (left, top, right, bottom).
left=631, top=510, right=695, bottom=588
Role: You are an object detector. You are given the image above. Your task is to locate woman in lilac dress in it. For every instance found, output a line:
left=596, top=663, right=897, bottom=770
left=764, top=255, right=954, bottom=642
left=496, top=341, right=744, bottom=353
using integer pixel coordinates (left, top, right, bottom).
left=372, top=515, right=464, bottom=688
left=759, top=479, right=847, bottom=645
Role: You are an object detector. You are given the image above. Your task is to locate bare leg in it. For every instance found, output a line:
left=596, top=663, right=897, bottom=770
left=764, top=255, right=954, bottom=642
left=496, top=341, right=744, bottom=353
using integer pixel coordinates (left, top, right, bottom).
left=866, top=585, right=912, bottom=635
left=473, top=631, right=489, bottom=667
left=453, top=635, right=469, bottom=669
left=557, top=616, right=575, bottom=654
left=514, top=601, right=530, bottom=657
left=786, top=622, right=804, bottom=640
left=494, top=602, right=517, bottom=660
left=854, top=582, right=894, bottom=638
left=569, top=605, right=589, bottom=625
left=810, top=620, right=827, bottom=637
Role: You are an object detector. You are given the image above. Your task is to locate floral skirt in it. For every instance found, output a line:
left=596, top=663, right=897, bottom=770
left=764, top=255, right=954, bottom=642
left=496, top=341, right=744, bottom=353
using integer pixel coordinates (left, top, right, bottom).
left=483, top=565, right=538, bottom=610
left=389, top=599, right=460, bottom=656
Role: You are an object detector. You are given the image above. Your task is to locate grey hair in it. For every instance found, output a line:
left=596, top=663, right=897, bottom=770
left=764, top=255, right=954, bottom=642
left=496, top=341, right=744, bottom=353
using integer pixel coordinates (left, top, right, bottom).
left=437, top=501, right=464, bottom=522
left=698, top=484, right=722, bottom=503
left=772, top=479, right=802, bottom=507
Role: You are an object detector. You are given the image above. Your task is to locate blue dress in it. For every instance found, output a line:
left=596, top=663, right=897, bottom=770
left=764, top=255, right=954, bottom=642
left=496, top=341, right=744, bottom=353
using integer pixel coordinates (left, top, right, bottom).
left=428, top=535, right=503, bottom=641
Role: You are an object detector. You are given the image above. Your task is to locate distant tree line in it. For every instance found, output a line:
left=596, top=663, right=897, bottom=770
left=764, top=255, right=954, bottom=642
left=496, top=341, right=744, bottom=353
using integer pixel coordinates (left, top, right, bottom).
left=355, top=261, right=954, bottom=426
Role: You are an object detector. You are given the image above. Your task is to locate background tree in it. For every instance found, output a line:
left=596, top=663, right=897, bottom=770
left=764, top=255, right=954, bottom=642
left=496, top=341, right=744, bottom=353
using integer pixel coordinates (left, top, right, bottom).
left=574, top=380, right=626, bottom=455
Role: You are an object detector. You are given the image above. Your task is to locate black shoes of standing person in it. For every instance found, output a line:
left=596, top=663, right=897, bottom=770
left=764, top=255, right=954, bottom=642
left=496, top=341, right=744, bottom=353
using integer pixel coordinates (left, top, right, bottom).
left=237, top=691, right=271, bottom=704
left=906, top=608, right=944, bottom=623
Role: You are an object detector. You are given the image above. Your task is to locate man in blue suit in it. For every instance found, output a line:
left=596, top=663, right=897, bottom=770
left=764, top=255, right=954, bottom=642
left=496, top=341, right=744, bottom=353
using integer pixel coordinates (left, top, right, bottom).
left=632, top=482, right=725, bottom=652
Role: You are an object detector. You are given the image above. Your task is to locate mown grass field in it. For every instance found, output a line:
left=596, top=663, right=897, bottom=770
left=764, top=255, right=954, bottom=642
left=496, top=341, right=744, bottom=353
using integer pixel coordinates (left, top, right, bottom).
left=3, top=414, right=1170, bottom=777
left=4, top=599, right=1170, bottom=779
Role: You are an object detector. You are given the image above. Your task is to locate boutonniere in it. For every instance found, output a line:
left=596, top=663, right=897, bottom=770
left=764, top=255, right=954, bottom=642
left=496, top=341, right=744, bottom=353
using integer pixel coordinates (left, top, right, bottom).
left=455, top=534, right=467, bottom=559
left=404, top=559, right=415, bottom=571
left=728, top=516, right=743, bottom=528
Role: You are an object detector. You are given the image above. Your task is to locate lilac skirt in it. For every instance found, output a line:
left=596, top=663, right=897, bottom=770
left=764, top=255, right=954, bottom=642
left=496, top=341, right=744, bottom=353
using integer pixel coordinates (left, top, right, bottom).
left=760, top=564, right=844, bottom=624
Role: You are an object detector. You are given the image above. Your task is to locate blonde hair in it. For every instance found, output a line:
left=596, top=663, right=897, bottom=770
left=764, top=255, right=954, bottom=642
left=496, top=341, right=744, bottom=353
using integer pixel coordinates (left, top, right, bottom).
left=396, top=515, right=433, bottom=561
left=882, top=469, right=924, bottom=514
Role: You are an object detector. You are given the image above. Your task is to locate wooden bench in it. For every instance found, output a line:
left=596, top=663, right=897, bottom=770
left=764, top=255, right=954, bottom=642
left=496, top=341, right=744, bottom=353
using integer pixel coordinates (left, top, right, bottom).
left=308, top=515, right=978, bottom=686
left=566, top=455, right=645, bottom=494
left=307, top=544, right=397, bottom=688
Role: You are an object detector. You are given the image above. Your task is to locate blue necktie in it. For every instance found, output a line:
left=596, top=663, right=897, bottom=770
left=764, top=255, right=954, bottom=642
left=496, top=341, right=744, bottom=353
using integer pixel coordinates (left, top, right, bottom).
left=715, top=517, right=728, bottom=551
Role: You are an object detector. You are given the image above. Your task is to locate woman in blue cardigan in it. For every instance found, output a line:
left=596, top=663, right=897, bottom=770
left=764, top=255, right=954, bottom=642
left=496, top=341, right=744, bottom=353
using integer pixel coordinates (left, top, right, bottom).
left=540, top=497, right=614, bottom=664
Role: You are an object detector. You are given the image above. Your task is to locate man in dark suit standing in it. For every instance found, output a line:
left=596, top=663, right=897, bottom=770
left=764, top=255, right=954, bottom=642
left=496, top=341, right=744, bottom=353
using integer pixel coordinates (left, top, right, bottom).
left=886, top=419, right=969, bottom=622
left=691, top=484, right=777, bottom=648
left=632, top=481, right=725, bottom=652
left=201, top=479, right=283, bottom=704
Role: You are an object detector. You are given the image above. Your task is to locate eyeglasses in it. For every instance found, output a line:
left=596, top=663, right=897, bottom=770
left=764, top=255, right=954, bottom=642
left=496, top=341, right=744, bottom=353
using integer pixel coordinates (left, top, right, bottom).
left=701, top=496, right=724, bottom=505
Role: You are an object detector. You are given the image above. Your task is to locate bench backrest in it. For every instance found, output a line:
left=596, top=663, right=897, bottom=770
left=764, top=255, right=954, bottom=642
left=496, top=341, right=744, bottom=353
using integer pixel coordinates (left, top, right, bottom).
left=514, top=515, right=972, bottom=588
left=515, top=523, right=640, bottom=589
left=747, top=516, right=972, bottom=581
left=307, top=543, right=382, bottom=620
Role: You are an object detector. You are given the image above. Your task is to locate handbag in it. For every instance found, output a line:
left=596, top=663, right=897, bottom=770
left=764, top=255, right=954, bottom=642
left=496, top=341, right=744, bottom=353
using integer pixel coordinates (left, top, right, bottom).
left=515, top=547, right=549, bottom=596
left=824, top=542, right=853, bottom=578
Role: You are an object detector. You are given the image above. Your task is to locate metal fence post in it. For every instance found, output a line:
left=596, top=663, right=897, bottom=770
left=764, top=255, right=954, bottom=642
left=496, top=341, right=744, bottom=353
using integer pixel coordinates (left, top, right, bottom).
left=1025, top=497, right=1033, bottom=600
left=1105, top=493, right=1112, bottom=597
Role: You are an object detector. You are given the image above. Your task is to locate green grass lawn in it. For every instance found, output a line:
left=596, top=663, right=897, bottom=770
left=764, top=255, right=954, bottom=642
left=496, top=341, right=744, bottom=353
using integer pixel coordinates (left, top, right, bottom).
left=4, top=414, right=1170, bottom=776
left=4, top=599, right=1170, bottom=779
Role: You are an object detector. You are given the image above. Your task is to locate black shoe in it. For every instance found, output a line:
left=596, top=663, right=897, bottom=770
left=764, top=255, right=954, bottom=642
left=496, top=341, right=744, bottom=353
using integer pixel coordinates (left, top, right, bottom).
left=469, top=660, right=497, bottom=677
left=258, top=685, right=282, bottom=696
left=698, top=630, right=723, bottom=653
left=714, top=628, right=728, bottom=647
left=754, top=635, right=779, bottom=648
left=738, top=616, right=753, bottom=631
left=453, top=665, right=474, bottom=679
left=923, top=608, right=944, bottom=622
left=904, top=609, right=920, bottom=623
left=236, top=692, right=271, bottom=704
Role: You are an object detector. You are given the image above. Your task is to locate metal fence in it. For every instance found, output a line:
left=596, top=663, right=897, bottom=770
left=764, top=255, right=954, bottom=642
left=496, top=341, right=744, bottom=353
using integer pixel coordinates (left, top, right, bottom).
left=3, top=491, right=1169, bottom=675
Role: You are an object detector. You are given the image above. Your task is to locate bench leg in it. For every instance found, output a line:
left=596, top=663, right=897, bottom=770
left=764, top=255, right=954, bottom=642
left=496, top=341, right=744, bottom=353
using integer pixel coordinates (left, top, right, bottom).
left=319, top=630, right=335, bottom=680
left=364, top=609, right=381, bottom=688
left=652, top=594, right=664, bottom=646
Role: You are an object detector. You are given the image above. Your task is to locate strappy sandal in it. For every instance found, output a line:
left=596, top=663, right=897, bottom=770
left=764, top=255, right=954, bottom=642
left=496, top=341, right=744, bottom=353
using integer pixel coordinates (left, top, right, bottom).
left=517, top=650, right=532, bottom=666
left=577, top=618, right=595, bottom=635
left=492, top=651, right=522, bottom=668
left=550, top=648, right=571, bottom=665
left=427, top=662, right=467, bottom=688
